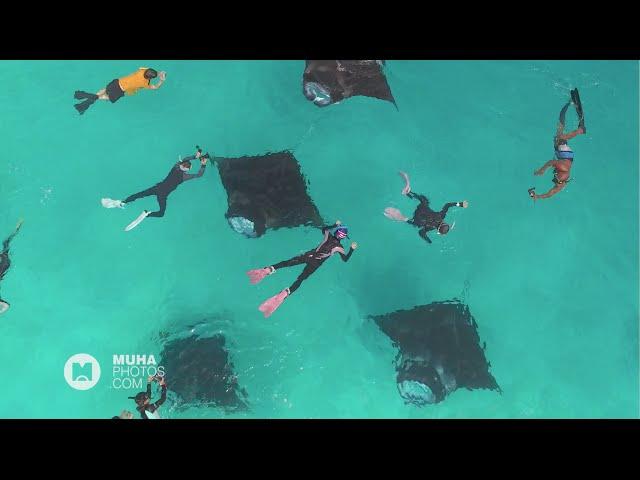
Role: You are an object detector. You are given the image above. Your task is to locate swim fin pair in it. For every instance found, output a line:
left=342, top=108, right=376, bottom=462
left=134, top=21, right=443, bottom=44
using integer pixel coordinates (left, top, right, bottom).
left=101, top=199, right=148, bottom=231
left=570, top=88, right=586, bottom=133
left=74, top=91, right=99, bottom=115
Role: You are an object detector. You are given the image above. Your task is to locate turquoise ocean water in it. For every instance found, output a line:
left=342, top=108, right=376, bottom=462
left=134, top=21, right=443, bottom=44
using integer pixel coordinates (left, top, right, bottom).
left=0, top=60, right=637, bottom=418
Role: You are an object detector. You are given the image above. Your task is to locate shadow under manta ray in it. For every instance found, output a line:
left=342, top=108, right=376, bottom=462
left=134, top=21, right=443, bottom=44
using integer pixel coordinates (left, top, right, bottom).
left=214, top=151, right=323, bottom=238
left=302, top=60, right=397, bottom=108
left=159, top=333, right=249, bottom=412
left=370, top=300, right=500, bottom=406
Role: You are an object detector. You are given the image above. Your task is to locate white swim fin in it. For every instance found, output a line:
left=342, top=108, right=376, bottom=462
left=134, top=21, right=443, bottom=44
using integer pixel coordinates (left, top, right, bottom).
left=125, top=211, right=150, bottom=232
left=102, top=198, right=125, bottom=209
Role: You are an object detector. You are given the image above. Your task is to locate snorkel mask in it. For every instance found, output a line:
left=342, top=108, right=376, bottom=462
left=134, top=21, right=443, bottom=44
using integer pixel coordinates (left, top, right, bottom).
left=332, top=226, right=349, bottom=239
left=436, top=222, right=455, bottom=235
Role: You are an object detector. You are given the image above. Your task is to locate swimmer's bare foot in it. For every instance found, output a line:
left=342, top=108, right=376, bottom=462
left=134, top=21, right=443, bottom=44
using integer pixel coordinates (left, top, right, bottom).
left=399, top=171, right=411, bottom=195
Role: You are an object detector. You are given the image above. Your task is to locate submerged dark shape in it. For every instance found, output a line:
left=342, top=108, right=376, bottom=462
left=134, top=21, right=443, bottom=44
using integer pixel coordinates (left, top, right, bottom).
left=159, top=334, right=249, bottom=411
left=371, top=300, right=500, bottom=406
left=302, top=60, right=396, bottom=108
left=215, top=151, right=323, bottom=238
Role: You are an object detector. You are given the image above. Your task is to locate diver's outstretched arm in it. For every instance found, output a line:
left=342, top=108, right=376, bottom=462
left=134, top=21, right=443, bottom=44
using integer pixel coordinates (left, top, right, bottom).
left=534, top=160, right=559, bottom=176
left=531, top=183, right=565, bottom=200
left=339, top=243, right=357, bottom=262
left=152, top=383, right=167, bottom=409
left=440, top=201, right=467, bottom=216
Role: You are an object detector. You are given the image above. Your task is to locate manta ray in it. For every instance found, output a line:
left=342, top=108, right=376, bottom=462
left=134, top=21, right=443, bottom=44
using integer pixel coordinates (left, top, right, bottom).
left=214, top=151, right=323, bottom=238
left=370, top=300, right=500, bottom=406
left=159, top=333, right=249, bottom=412
left=302, top=60, right=396, bottom=108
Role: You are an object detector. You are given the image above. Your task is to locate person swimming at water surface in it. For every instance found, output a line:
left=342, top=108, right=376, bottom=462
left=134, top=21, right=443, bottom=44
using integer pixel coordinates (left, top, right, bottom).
left=129, top=375, right=167, bottom=419
left=0, top=220, right=24, bottom=316
left=247, top=221, right=358, bottom=318
left=529, top=88, right=586, bottom=201
left=101, top=147, right=209, bottom=231
left=74, top=67, right=166, bottom=115
left=384, top=172, right=468, bottom=244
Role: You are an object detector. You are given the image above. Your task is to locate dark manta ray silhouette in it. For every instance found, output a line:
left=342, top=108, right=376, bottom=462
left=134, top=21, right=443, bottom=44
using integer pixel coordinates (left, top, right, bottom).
left=214, top=151, right=323, bottom=238
left=159, top=334, right=249, bottom=412
left=302, top=60, right=397, bottom=108
left=370, top=300, right=500, bottom=406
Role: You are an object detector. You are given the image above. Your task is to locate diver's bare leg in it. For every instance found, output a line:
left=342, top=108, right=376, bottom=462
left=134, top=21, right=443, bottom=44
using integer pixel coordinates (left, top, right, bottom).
left=96, top=88, right=110, bottom=101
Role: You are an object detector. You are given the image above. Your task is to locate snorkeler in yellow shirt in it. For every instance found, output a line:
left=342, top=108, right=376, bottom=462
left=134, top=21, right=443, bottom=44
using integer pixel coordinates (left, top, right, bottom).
left=73, top=67, right=166, bottom=115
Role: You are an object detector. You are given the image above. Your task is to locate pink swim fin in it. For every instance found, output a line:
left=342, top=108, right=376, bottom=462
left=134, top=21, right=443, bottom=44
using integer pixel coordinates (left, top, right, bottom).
left=384, top=207, right=408, bottom=222
left=258, top=289, right=289, bottom=318
left=247, top=267, right=272, bottom=285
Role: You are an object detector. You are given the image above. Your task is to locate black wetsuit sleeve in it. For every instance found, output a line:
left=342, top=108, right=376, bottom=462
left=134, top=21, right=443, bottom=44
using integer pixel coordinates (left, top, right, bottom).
left=146, top=382, right=152, bottom=398
left=339, top=247, right=354, bottom=262
left=182, top=164, right=206, bottom=181
left=419, top=227, right=433, bottom=244
left=439, top=202, right=460, bottom=216
left=150, top=384, right=167, bottom=411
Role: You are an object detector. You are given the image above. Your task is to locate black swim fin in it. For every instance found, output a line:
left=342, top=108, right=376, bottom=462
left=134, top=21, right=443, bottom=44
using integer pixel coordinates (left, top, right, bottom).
left=74, top=97, right=97, bottom=115
left=571, top=88, right=586, bottom=133
left=74, top=90, right=98, bottom=101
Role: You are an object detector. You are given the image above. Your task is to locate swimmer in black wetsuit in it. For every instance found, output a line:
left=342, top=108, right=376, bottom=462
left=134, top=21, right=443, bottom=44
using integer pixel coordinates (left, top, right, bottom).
left=384, top=172, right=468, bottom=244
left=0, top=220, right=23, bottom=316
left=129, top=375, right=167, bottom=419
left=247, top=221, right=358, bottom=318
left=102, top=147, right=209, bottom=228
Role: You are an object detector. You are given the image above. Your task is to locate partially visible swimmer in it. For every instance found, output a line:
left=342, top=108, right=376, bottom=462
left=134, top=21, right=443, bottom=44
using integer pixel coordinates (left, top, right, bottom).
left=128, top=375, right=167, bottom=419
left=0, top=219, right=24, bottom=316
left=111, top=410, right=135, bottom=419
